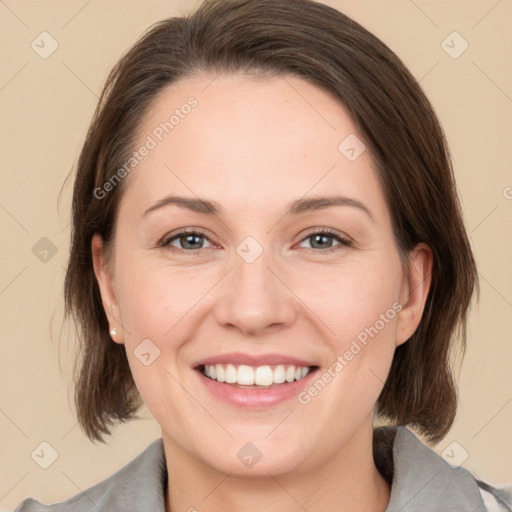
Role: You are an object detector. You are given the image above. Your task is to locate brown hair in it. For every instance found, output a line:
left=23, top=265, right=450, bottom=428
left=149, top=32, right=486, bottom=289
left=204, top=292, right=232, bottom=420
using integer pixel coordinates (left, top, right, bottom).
left=64, top=0, right=477, bottom=444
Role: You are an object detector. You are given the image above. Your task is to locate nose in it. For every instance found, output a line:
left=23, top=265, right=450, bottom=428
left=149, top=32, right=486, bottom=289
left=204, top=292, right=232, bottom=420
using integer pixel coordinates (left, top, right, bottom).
left=214, top=245, right=298, bottom=336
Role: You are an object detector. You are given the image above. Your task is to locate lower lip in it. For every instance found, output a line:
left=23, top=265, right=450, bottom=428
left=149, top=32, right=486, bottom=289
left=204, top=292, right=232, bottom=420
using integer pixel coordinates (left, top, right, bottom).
left=195, top=368, right=319, bottom=409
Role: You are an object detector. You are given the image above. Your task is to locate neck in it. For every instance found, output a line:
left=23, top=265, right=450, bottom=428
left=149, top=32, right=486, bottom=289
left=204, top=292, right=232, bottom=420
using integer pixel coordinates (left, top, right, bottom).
left=163, top=420, right=391, bottom=512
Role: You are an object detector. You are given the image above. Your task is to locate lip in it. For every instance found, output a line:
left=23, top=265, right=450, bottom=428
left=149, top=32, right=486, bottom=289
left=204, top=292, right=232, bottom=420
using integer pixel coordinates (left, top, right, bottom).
left=194, top=366, right=320, bottom=409
left=192, top=352, right=317, bottom=368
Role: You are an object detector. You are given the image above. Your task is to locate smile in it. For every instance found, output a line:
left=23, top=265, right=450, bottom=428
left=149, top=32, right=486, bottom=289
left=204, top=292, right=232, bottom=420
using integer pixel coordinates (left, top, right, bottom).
left=200, top=363, right=314, bottom=387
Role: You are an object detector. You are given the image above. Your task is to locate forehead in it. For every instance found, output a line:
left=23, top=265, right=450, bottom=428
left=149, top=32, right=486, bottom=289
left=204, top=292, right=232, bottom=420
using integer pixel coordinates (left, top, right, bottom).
left=121, top=73, right=387, bottom=220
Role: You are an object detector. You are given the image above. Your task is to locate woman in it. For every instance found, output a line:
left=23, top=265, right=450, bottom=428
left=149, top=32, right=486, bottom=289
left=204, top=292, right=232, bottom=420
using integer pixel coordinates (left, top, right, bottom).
left=13, top=0, right=511, bottom=510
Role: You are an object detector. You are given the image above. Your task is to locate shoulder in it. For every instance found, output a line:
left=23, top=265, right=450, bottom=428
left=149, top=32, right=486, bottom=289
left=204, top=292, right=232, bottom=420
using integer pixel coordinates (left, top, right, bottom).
left=375, top=425, right=512, bottom=512
left=11, top=438, right=167, bottom=512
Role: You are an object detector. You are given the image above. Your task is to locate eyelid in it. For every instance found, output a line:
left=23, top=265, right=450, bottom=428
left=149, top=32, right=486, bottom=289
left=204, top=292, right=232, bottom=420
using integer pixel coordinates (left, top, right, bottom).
left=295, top=227, right=353, bottom=252
left=160, top=227, right=218, bottom=248
left=298, top=226, right=352, bottom=244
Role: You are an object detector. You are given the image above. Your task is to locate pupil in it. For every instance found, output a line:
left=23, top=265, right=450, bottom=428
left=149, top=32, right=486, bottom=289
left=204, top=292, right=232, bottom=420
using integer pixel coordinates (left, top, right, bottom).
left=312, top=234, right=331, bottom=248
left=183, top=234, right=202, bottom=249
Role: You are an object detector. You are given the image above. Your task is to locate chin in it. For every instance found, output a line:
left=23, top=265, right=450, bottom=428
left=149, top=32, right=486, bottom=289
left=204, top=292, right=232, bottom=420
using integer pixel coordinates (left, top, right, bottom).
left=199, top=434, right=311, bottom=478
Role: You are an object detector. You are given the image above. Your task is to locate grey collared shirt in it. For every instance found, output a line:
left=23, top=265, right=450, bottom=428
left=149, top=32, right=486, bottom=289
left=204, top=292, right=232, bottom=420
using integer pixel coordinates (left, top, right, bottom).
left=11, top=426, right=512, bottom=511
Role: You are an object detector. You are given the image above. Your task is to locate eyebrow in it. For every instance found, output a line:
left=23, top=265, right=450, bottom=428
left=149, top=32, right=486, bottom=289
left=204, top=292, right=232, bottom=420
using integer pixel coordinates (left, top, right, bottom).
left=142, top=194, right=373, bottom=221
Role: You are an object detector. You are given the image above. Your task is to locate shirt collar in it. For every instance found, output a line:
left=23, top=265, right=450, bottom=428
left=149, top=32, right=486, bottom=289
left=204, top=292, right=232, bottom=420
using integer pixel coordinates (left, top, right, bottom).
left=382, top=426, right=486, bottom=511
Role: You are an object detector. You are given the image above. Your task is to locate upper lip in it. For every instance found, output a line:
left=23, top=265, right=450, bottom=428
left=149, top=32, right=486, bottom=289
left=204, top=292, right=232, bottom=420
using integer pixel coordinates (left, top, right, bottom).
left=193, top=352, right=318, bottom=368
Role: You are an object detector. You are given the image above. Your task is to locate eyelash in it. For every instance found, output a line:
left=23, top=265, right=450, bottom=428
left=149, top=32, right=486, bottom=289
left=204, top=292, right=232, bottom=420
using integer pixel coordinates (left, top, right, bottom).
left=160, top=227, right=352, bottom=255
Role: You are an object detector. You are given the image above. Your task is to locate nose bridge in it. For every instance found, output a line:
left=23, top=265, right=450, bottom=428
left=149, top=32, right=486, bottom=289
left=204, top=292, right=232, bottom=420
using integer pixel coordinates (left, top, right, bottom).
left=214, top=236, right=296, bottom=334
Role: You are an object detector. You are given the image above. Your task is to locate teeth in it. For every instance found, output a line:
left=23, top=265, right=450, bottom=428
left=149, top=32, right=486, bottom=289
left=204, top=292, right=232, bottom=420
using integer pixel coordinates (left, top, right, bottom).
left=225, top=364, right=237, bottom=383
left=202, top=363, right=312, bottom=386
left=237, top=365, right=254, bottom=385
left=273, top=365, right=286, bottom=384
left=255, top=365, right=273, bottom=386
left=215, top=364, right=226, bottom=383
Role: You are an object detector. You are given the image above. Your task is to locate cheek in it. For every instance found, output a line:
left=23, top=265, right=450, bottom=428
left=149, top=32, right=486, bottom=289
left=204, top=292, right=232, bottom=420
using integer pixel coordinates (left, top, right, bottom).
left=113, top=261, right=215, bottom=427
left=295, top=260, right=402, bottom=406
left=300, top=259, right=403, bottom=347
left=116, top=250, right=403, bottom=367
left=116, top=259, right=213, bottom=342
left=113, top=258, right=226, bottom=403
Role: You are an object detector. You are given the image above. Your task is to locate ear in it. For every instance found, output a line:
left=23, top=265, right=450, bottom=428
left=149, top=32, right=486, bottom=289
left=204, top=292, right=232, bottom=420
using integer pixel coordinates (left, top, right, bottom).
left=91, top=233, right=124, bottom=344
left=395, top=243, right=433, bottom=347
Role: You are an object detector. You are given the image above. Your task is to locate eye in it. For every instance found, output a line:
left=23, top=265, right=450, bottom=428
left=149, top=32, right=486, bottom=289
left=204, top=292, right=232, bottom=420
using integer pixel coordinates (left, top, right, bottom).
left=161, top=229, right=214, bottom=252
left=159, top=227, right=352, bottom=254
left=297, top=229, right=352, bottom=253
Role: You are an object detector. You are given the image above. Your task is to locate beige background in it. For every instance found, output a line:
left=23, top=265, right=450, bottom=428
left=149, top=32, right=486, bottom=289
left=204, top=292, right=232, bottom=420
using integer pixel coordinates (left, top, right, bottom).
left=1, top=0, right=511, bottom=508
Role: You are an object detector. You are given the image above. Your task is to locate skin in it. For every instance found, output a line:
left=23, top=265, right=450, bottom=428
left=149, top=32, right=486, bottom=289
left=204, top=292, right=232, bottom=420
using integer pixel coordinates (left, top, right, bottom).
left=92, top=73, right=432, bottom=512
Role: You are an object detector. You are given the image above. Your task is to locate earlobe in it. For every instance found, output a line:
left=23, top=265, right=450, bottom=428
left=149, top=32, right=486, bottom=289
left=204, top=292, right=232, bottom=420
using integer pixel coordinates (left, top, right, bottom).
left=395, top=243, right=433, bottom=347
left=91, top=234, right=124, bottom=344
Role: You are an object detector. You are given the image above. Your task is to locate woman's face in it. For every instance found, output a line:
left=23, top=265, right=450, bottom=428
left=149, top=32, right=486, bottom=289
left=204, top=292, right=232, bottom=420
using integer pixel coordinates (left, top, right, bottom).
left=93, top=73, right=429, bottom=477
